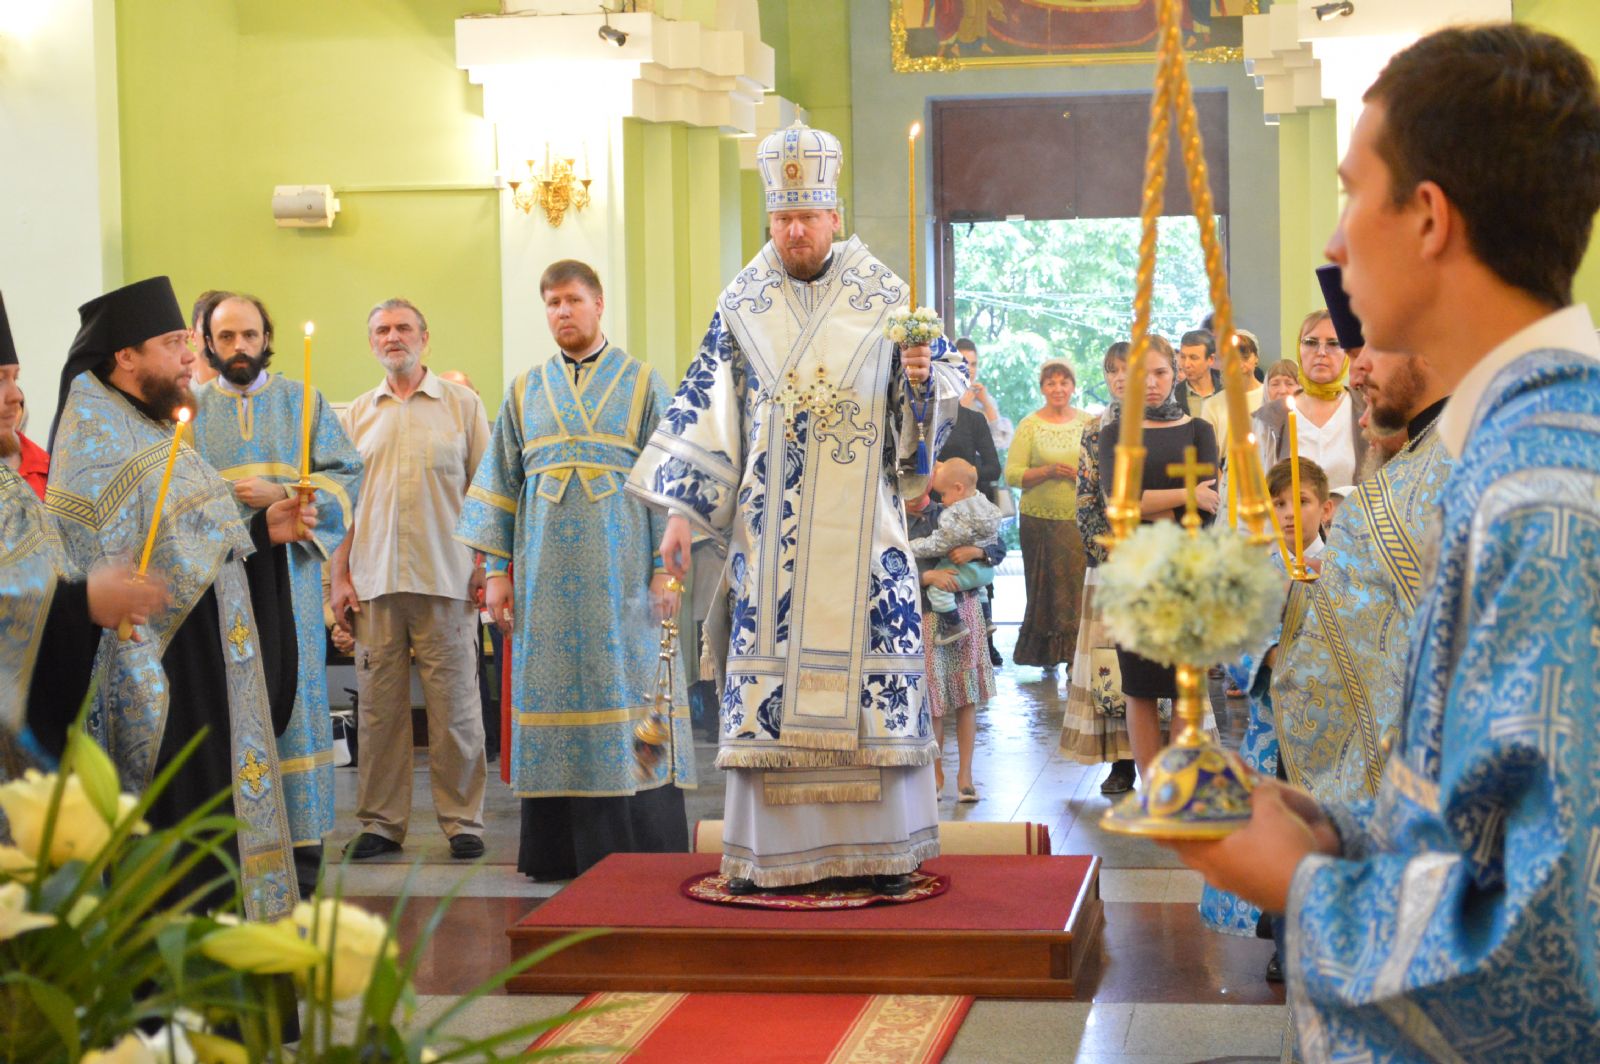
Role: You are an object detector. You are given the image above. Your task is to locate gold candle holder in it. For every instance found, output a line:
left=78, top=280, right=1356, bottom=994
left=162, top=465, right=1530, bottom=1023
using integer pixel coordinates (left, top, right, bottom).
left=1102, top=444, right=1147, bottom=549
left=1101, top=663, right=1255, bottom=839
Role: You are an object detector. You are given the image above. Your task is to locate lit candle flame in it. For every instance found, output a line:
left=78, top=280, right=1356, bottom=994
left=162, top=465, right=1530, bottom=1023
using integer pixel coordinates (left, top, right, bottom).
left=175, top=407, right=192, bottom=425
left=304, top=321, right=315, bottom=338
left=908, top=121, right=922, bottom=140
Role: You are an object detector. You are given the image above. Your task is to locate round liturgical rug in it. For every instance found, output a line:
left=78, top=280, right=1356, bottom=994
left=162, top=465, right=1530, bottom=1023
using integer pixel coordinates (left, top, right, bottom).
left=681, top=871, right=950, bottom=910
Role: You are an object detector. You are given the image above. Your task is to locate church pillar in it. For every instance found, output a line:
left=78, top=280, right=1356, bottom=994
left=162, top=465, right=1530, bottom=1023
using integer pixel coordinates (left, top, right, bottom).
left=0, top=0, right=122, bottom=436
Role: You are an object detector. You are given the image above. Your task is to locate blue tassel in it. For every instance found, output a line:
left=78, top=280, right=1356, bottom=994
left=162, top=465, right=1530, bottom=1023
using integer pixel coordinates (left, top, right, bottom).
left=915, top=439, right=930, bottom=476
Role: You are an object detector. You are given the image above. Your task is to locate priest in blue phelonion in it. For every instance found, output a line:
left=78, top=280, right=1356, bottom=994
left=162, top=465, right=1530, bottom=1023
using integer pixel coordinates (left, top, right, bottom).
left=1167, top=25, right=1600, bottom=1061
left=454, top=260, right=694, bottom=881
left=189, top=292, right=363, bottom=897
left=626, top=121, right=967, bottom=896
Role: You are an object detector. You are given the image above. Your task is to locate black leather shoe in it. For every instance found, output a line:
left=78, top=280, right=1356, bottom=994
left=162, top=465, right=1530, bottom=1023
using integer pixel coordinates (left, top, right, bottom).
left=725, top=876, right=759, bottom=896
left=449, top=834, right=485, bottom=860
left=872, top=873, right=913, bottom=896
left=1100, top=760, right=1137, bottom=795
left=1265, top=950, right=1284, bottom=983
left=344, top=832, right=402, bottom=860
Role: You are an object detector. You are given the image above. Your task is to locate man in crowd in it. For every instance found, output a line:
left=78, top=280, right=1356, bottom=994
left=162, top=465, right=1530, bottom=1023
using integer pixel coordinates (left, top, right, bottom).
left=1174, top=328, right=1220, bottom=416
left=331, top=298, right=490, bottom=861
left=456, top=259, right=693, bottom=881
left=1171, top=24, right=1600, bottom=1058
left=189, top=292, right=363, bottom=896
left=628, top=121, right=965, bottom=895
left=47, top=276, right=313, bottom=920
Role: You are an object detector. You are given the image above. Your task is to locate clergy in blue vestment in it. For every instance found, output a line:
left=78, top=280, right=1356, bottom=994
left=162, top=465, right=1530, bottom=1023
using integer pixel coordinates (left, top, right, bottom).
left=1168, top=25, right=1600, bottom=1061
left=455, top=260, right=693, bottom=880
left=0, top=291, right=165, bottom=771
left=46, top=277, right=316, bottom=921
left=189, top=293, right=363, bottom=895
left=627, top=121, right=965, bottom=895
left=1273, top=327, right=1453, bottom=808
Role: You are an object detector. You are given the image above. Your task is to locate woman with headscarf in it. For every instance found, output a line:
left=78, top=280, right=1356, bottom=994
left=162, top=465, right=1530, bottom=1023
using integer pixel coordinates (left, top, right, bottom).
left=1251, top=309, right=1368, bottom=489
left=1097, top=335, right=1220, bottom=777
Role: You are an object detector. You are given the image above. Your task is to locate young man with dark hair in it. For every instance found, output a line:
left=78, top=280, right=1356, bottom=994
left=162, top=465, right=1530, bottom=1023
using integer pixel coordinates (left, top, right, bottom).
left=1169, top=23, right=1600, bottom=1060
left=1174, top=328, right=1220, bottom=416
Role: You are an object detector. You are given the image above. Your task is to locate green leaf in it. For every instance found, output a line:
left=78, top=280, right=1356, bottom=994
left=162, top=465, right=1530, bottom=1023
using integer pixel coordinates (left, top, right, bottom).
left=158, top=920, right=192, bottom=996
left=19, top=973, right=79, bottom=1052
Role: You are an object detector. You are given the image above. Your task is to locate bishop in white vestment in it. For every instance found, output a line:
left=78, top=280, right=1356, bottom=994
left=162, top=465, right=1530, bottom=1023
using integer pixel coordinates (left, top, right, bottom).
left=626, top=122, right=965, bottom=891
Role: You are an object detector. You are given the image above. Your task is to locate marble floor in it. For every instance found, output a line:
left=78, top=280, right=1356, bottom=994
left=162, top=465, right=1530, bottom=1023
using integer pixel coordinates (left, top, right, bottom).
left=328, top=625, right=1286, bottom=1062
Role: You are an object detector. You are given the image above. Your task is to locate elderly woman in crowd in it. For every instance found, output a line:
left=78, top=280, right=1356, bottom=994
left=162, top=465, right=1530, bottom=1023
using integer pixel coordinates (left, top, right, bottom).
left=1004, top=359, right=1092, bottom=673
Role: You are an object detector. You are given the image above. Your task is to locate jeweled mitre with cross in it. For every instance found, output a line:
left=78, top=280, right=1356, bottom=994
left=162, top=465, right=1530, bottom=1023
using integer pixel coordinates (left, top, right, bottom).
left=757, top=121, right=842, bottom=211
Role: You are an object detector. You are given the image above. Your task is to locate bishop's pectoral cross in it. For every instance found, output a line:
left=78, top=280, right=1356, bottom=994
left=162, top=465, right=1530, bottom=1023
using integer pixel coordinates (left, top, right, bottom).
left=771, top=372, right=808, bottom=442
left=1167, top=446, right=1215, bottom=536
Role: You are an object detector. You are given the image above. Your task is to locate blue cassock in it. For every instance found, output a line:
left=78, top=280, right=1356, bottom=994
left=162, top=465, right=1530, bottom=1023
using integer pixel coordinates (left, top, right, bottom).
left=190, top=374, right=363, bottom=846
left=454, top=346, right=696, bottom=796
left=1287, top=349, right=1600, bottom=1062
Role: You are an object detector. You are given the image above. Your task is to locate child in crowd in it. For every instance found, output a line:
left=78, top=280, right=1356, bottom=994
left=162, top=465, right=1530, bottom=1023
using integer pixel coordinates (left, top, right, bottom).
left=1201, top=457, right=1333, bottom=981
left=908, top=458, right=1004, bottom=646
left=1264, top=359, right=1301, bottom=404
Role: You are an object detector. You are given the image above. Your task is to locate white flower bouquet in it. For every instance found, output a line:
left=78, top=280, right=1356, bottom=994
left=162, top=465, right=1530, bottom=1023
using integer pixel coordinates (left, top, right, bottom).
left=1096, top=522, right=1285, bottom=667
left=884, top=305, right=944, bottom=346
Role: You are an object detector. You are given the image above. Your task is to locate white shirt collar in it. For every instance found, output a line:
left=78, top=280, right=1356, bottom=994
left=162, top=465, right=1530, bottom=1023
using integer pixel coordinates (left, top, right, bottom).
left=1436, top=303, right=1600, bottom=458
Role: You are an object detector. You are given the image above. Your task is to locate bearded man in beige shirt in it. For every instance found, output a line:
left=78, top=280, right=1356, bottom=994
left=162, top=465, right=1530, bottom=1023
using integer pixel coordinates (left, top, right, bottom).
left=331, top=298, right=492, bottom=860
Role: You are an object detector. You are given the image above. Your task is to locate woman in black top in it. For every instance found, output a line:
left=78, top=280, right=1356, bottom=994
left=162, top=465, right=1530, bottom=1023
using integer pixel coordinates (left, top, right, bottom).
left=1097, top=335, right=1219, bottom=778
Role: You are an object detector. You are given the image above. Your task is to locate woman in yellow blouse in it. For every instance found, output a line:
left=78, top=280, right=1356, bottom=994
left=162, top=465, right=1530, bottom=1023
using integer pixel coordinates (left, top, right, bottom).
left=1004, top=359, right=1092, bottom=671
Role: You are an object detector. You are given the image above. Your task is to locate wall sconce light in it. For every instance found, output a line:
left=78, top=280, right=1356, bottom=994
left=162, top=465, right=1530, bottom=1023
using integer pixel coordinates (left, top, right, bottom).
left=508, top=147, right=592, bottom=226
left=597, top=6, right=627, bottom=47
left=1313, top=2, right=1354, bottom=21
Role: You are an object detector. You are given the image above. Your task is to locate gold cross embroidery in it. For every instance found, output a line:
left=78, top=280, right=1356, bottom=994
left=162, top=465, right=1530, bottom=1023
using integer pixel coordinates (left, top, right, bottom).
left=227, top=613, right=251, bottom=656
left=238, top=748, right=269, bottom=794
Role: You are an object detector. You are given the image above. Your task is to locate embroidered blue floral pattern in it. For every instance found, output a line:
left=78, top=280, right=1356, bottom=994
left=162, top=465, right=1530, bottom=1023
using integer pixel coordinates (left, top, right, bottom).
left=722, top=674, right=757, bottom=735
left=651, top=456, right=723, bottom=521
left=663, top=355, right=717, bottom=435
left=755, top=683, right=784, bottom=739
left=861, top=672, right=917, bottom=733
left=729, top=592, right=758, bottom=657
left=869, top=548, right=920, bottom=654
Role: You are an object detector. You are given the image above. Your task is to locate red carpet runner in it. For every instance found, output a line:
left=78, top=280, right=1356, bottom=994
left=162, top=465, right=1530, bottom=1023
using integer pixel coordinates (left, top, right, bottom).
left=531, top=991, right=972, bottom=1063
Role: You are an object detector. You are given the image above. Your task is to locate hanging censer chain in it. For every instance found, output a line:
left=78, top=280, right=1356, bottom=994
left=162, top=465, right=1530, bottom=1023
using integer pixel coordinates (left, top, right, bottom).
left=633, top=575, right=685, bottom=782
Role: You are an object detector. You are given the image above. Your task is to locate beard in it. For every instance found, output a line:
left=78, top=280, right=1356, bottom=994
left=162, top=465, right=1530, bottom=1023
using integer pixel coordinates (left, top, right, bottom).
left=775, top=240, right=832, bottom=281
left=208, top=344, right=273, bottom=387
left=1364, top=357, right=1426, bottom=435
left=0, top=430, right=18, bottom=459
left=138, top=368, right=194, bottom=421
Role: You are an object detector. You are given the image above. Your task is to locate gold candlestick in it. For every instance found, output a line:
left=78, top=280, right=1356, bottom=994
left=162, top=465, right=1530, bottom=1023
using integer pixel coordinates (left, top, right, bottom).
left=296, top=322, right=316, bottom=538
left=907, top=121, right=922, bottom=306
left=119, top=407, right=192, bottom=640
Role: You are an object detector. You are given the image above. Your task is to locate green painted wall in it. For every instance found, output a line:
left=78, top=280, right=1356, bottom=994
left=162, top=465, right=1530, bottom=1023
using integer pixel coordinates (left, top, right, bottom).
left=1277, top=106, right=1339, bottom=363
left=1516, top=0, right=1600, bottom=310
left=115, top=0, right=502, bottom=403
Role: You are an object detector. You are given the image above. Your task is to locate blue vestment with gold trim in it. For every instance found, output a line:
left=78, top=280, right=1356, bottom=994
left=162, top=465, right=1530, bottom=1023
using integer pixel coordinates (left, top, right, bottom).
left=47, top=373, right=297, bottom=920
left=454, top=346, right=695, bottom=796
left=1274, top=427, right=1452, bottom=807
left=0, top=465, right=72, bottom=738
left=190, top=373, right=363, bottom=844
left=1288, top=350, right=1600, bottom=1061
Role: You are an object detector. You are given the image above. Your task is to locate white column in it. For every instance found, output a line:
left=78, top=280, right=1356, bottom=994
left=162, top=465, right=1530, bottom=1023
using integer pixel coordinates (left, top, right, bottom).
left=0, top=0, right=123, bottom=437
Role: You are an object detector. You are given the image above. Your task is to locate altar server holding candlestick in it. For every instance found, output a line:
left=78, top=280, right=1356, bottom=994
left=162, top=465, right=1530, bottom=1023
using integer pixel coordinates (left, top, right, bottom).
left=48, top=276, right=317, bottom=922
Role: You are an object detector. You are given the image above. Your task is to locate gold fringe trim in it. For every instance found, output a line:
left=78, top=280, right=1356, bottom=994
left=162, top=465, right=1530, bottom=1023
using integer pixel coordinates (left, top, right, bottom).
left=774, top=727, right=861, bottom=753
left=716, top=744, right=938, bottom=771
left=721, top=837, right=942, bottom=889
left=762, top=782, right=882, bottom=806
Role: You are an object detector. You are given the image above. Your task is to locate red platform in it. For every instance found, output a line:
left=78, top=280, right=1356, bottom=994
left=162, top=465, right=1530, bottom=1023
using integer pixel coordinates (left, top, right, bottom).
left=506, top=853, right=1102, bottom=999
